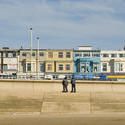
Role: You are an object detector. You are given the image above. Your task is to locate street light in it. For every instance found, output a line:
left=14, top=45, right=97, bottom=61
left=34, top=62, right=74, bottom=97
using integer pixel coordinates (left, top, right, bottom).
left=36, top=37, right=40, bottom=80
left=30, top=28, right=33, bottom=79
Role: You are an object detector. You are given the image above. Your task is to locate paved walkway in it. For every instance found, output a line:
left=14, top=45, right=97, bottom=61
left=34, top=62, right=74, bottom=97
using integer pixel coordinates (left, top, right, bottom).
left=1, top=114, right=125, bottom=125
left=0, top=82, right=125, bottom=114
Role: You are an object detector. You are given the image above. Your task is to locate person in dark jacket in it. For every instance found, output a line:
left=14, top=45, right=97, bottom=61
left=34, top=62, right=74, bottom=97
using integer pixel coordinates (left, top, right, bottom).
left=62, top=76, right=68, bottom=92
left=71, top=76, right=76, bottom=93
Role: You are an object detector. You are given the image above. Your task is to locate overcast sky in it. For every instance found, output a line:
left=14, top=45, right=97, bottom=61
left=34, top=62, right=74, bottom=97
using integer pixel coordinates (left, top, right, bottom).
left=0, top=0, right=125, bottom=50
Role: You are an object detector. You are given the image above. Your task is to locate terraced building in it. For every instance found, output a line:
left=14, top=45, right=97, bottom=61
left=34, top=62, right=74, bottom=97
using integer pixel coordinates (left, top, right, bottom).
left=73, top=46, right=101, bottom=75
left=45, top=49, right=73, bottom=79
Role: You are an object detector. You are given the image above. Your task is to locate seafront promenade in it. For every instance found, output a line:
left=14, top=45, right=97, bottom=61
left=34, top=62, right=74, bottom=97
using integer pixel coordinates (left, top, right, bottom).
left=1, top=80, right=125, bottom=125
left=0, top=80, right=125, bottom=114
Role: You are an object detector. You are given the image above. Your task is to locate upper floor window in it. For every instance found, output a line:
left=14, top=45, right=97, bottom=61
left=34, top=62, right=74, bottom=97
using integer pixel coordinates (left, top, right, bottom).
left=13, top=52, right=16, bottom=57
left=92, top=52, right=100, bottom=57
left=22, top=52, right=27, bottom=56
left=119, top=54, right=125, bottom=58
left=32, top=52, right=35, bottom=56
left=39, top=52, right=44, bottom=56
left=58, top=52, right=63, bottom=58
left=48, top=52, right=53, bottom=58
left=75, top=53, right=82, bottom=57
left=111, top=54, right=117, bottom=58
left=66, top=52, right=71, bottom=58
left=103, top=54, right=109, bottom=57
left=5, top=52, right=8, bottom=57
left=83, top=52, right=90, bottom=57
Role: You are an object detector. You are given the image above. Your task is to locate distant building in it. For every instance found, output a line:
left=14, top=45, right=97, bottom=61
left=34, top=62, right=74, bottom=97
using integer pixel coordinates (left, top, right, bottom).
left=1, top=45, right=125, bottom=79
left=73, top=46, right=101, bottom=74
left=18, top=49, right=46, bottom=79
left=45, top=49, right=73, bottom=78
left=0, top=48, right=19, bottom=76
left=101, top=50, right=125, bottom=73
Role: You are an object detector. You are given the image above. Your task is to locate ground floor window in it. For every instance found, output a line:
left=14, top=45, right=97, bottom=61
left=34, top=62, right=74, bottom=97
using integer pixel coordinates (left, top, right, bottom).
left=59, top=64, right=63, bottom=70
left=115, top=63, right=123, bottom=72
left=102, top=63, right=107, bottom=71
left=81, top=63, right=89, bottom=73
left=3, top=64, right=7, bottom=70
left=40, top=63, right=45, bottom=72
left=47, top=64, right=52, bottom=71
left=65, top=64, right=70, bottom=70
left=93, top=64, right=99, bottom=72
left=27, top=63, right=31, bottom=72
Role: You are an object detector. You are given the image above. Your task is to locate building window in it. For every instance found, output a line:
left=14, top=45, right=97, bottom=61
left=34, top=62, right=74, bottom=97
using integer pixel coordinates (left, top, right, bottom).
left=22, top=52, right=27, bottom=56
left=59, top=64, right=63, bottom=70
left=58, top=52, right=63, bottom=58
left=102, top=63, right=107, bottom=71
left=75, top=53, right=82, bottom=57
left=48, top=52, right=53, bottom=58
left=111, top=54, right=117, bottom=58
left=115, top=63, right=123, bottom=72
left=66, top=52, right=71, bottom=58
left=47, top=64, right=52, bottom=70
left=3, top=64, right=7, bottom=70
left=66, top=64, right=70, bottom=70
left=39, top=52, right=44, bottom=56
left=103, top=54, right=109, bottom=57
left=92, top=52, right=100, bottom=57
left=40, top=63, right=45, bottom=72
left=27, top=63, right=31, bottom=72
left=32, top=52, right=35, bottom=56
left=5, top=52, right=8, bottom=57
left=13, top=52, right=16, bottom=57
left=119, top=54, right=125, bottom=58
left=83, top=52, right=90, bottom=57
left=8, top=53, right=13, bottom=57
left=120, top=63, right=123, bottom=71
left=93, top=64, right=98, bottom=72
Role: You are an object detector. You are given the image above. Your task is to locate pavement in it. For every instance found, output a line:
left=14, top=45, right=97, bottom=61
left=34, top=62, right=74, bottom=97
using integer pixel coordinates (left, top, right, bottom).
left=1, top=114, right=125, bottom=125
left=0, top=81, right=125, bottom=124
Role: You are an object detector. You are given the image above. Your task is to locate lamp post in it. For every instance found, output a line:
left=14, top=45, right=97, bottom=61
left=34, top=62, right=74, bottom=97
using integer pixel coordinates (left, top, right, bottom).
left=36, top=37, right=39, bottom=80
left=30, top=28, right=33, bottom=79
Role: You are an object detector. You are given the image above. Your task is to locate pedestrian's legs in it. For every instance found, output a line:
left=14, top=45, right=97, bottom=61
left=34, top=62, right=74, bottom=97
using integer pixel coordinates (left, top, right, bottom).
left=62, top=85, right=65, bottom=92
left=72, top=84, right=76, bottom=92
left=66, top=85, right=68, bottom=92
left=71, top=84, right=73, bottom=92
left=73, top=84, right=76, bottom=92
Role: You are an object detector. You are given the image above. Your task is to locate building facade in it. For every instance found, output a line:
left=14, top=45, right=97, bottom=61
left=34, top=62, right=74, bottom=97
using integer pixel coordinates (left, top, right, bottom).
left=0, top=48, right=19, bottom=77
left=74, top=46, right=101, bottom=74
left=45, top=49, right=73, bottom=78
left=18, top=49, right=46, bottom=79
left=1, top=46, right=125, bottom=79
left=101, top=50, right=125, bottom=73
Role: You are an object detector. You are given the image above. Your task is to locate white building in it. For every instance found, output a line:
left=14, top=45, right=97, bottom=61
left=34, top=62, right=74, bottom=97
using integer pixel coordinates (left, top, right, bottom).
left=0, top=48, right=19, bottom=76
left=18, top=49, right=46, bottom=79
left=101, top=50, right=125, bottom=73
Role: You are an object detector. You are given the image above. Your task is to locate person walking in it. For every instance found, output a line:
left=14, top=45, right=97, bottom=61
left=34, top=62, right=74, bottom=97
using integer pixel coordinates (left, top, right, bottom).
left=71, top=76, right=76, bottom=93
left=62, top=76, right=68, bottom=92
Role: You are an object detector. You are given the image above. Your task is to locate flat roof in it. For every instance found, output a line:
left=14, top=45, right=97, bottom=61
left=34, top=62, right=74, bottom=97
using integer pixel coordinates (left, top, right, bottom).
left=78, top=46, right=92, bottom=47
left=74, top=50, right=100, bottom=52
